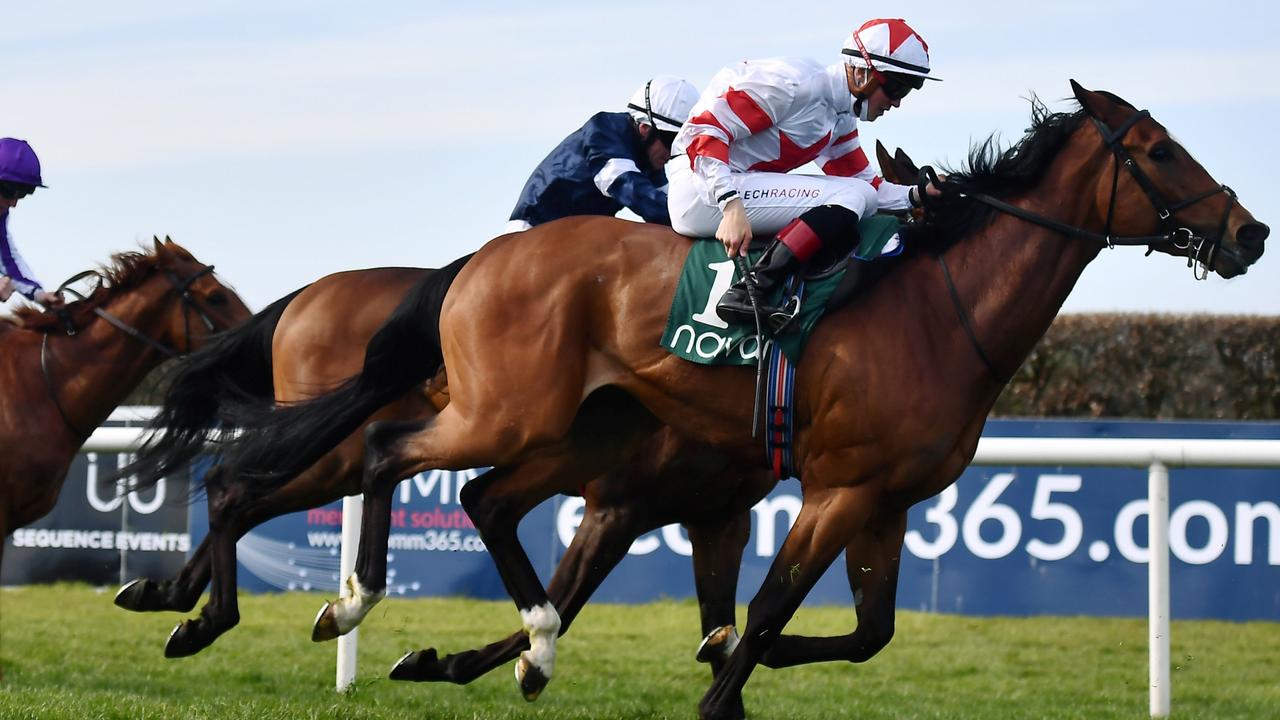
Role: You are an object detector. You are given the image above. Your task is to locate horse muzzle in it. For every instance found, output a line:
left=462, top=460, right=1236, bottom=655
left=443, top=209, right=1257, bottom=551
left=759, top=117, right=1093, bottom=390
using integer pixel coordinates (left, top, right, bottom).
left=1209, top=220, right=1268, bottom=278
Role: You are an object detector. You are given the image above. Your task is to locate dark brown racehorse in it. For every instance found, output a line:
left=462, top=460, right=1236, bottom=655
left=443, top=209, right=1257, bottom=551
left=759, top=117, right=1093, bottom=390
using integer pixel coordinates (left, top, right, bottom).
left=0, top=239, right=250, bottom=570
left=116, top=264, right=774, bottom=670
left=198, top=83, right=1268, bottom=719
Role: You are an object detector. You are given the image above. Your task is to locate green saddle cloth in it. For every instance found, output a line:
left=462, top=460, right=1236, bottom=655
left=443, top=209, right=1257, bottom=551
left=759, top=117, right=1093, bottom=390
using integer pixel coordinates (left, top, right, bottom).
left=660, top=215, right=901, bottom=366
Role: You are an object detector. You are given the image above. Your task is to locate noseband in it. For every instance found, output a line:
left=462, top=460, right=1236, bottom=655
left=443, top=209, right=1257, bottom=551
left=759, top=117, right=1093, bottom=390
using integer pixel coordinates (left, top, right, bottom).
left=925, top=106, right=1238, bottom=383
left=1089, top=110, right=1238, bottom=279
left=41, top=263, right=219, bottom=437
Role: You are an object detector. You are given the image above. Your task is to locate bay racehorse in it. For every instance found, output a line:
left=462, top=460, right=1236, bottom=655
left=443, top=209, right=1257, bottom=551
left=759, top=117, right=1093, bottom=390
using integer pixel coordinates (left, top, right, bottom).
left=0, top=239, right=250, bottom=571
left=116, top=264, right=774, bottom=672
left=207, top=83, right=1266, bottom=719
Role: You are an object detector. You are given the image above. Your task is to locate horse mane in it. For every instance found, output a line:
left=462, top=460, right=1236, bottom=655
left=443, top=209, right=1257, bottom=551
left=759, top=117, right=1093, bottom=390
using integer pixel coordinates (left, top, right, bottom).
left=900, top=94, right=1131, bottom=253
left=2, top=250, right=163, bottom=333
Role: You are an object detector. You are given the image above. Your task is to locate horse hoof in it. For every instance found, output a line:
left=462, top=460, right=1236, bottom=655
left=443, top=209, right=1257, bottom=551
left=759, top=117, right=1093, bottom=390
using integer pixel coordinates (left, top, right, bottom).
left=514, top=654, right=549, bottom=702
left=114, top=578, right=151, bottom=611
left=388, top=648, right=439, bottom=682
left=696, top=625, right=740, bottom=664
left=311, top=600, right=341, bottom=642
left=163, top=620, right=208, bottom=659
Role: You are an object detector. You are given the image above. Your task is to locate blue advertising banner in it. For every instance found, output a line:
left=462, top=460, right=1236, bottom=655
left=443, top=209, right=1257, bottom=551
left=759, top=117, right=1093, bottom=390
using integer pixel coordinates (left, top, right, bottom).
left=189, top=420, right=1280, bottom=620
left=2, top=409, right=192, bottom=587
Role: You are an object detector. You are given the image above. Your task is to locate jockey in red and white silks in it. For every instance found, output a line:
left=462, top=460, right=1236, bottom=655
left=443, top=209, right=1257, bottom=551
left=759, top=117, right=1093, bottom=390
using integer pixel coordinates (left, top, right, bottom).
left=667, top=56, right=912, bottom=237
left=668, top=18, right=941, bottom=326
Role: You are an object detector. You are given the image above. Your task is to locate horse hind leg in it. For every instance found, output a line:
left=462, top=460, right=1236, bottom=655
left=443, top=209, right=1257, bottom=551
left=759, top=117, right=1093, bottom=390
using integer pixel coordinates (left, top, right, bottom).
left=309, top=419, right=421, bottom=642
left=309, top=476, right=394, bottom=642
left=388, top=461, right=566, bottom=699
left=390, top=466, right=648, bottom=685
left=312, top=406, right=524, bottom=640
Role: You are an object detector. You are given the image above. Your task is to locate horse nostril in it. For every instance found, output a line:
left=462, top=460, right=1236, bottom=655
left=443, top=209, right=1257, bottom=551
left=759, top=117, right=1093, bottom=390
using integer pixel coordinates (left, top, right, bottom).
left=1237, top=222, right=1269, bottom=253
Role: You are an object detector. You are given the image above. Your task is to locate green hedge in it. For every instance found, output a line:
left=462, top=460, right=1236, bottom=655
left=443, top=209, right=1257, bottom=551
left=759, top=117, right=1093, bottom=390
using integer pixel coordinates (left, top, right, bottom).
left=993, top=314, right=1279, bottom=420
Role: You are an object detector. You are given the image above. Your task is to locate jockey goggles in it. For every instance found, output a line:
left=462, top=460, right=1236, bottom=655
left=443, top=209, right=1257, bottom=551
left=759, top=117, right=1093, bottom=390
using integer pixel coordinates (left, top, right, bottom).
left=878, top=72, right=924, bottom=100
left=654, top=129, right=678, bottom=148
left=0, top=181, right=36, bottom=200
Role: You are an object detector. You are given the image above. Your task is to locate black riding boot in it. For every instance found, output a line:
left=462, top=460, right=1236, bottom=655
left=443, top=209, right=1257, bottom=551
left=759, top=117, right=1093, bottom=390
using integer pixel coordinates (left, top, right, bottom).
left=715, top=204, right=861, bottom=328
left=715, top=238, right=802, bottom=326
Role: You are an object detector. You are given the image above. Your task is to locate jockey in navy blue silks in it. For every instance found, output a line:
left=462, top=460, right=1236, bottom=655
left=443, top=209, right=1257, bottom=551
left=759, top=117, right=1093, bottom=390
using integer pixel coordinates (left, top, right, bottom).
left=505, top=75, right=699, bottom=233
left=0, top=138, right=62, bottom=308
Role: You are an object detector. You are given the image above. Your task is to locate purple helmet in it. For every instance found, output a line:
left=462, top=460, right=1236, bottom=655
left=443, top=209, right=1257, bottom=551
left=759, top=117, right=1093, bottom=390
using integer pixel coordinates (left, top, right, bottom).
left=0, top=138, right=46, bottom=187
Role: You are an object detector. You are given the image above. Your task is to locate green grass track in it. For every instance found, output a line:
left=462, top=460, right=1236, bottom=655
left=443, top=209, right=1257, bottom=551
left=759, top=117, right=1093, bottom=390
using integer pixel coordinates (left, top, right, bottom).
left=1, top=584, right=1276, bottom=719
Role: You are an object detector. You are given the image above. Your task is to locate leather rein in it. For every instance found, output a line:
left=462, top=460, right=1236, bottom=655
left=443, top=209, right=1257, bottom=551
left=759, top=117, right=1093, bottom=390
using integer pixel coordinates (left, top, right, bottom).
left=926, top=107, right=1237, bottom=384
left=39, top=264, right=218, bottom=437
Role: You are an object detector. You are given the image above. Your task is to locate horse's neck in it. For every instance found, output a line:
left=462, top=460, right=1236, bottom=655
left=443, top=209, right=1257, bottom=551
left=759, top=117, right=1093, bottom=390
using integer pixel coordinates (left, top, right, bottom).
left=46, top=285, right=172, bottom=433
left=942, top=135, right=1106, bottom=386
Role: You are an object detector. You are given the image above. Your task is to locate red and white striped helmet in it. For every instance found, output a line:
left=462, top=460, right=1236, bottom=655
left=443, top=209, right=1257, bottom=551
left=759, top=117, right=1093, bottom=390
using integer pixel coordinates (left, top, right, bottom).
left=841, top=18, right=940, bottom=82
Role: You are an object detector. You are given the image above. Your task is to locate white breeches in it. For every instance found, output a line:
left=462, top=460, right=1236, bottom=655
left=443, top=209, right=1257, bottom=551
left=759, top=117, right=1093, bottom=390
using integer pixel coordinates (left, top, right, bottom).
left=666, top=161, right=879, bottom=238
left=503, top=219, right=533, bottom=234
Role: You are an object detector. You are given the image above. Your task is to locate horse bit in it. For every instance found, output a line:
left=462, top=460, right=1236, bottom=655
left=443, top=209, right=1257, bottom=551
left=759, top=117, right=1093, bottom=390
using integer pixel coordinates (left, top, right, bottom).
left=40, top=264, right=219, bottom=437
left=920, top=106, right=1238, bottom=383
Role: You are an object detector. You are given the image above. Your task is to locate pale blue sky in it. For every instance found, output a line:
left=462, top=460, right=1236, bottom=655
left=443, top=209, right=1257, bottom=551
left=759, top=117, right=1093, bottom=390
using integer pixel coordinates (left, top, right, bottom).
left=4, top=1, right=1276, bottom=314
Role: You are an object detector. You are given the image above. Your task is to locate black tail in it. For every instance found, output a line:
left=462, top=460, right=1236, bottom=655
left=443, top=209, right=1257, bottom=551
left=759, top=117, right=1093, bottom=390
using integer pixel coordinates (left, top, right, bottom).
left=218, top=253, right=473, bottom=494
left=119, top=286, right=308, bottom=489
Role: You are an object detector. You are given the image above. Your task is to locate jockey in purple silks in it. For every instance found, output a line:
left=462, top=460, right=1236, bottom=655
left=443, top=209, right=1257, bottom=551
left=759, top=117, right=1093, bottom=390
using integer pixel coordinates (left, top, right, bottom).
left=0, top=138, right=61, bottom=308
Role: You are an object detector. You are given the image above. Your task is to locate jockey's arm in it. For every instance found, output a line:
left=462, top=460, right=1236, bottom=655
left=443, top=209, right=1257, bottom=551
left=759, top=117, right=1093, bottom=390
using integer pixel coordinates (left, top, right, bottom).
left=816, top=116, right=913, bottom=212
left=605, top=171, right=671, bottom=225
left=583, top=120, right=672, bottom=224
left=0, top=234, right=46, bottom=301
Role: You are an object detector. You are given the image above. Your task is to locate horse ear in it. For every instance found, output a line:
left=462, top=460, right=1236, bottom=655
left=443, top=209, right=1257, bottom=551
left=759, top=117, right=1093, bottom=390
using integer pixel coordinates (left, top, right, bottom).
left=875, top=140, right=920, bottom=185
left=874, top=141, right=899, bottom=183
left=893, top=148, right=921, bottom=177
left=1071, top=79, right=1122, bottom=125
left=152, top=236, right=164, bottom=253
left=164, top=235, right=173, bottom=246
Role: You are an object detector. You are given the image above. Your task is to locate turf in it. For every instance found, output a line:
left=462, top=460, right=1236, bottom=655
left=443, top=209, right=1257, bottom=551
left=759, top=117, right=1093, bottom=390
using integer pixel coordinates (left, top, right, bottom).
left=1, top=584, right=1276, bottom=719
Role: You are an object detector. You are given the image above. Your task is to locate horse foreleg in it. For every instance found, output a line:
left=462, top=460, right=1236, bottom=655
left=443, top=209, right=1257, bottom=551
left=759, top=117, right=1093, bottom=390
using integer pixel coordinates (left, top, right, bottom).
left=162, top=477, right=309, bottom=657
left=699, top=485, right=874, bottom=720
left=689, top=511, right=751, bottom=676
left=114, top=465, right=242, bottom=614
left=115, top=530, right=211, bottom=614
left=760, top=510, right=907, bottom=668
left=162, top=498, right=246, bottom=658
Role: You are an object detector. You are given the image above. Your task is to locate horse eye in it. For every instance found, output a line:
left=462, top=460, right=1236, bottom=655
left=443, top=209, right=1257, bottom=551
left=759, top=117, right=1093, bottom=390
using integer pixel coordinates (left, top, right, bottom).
left=1148, top=144, right=1173, bottom=162
left=206, top=291, right=229, bottom=307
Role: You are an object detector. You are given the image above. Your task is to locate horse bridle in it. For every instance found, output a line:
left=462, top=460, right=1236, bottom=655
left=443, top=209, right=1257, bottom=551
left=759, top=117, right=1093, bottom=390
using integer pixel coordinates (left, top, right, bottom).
left=926, top=106, right=1238, bottom=383
left=40, top=264, right=219, bottom=437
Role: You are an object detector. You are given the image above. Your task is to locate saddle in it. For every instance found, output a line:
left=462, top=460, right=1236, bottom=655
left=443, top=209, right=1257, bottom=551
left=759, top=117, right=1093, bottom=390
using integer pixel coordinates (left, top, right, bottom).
left=660, top=214, right=903, bottom=367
